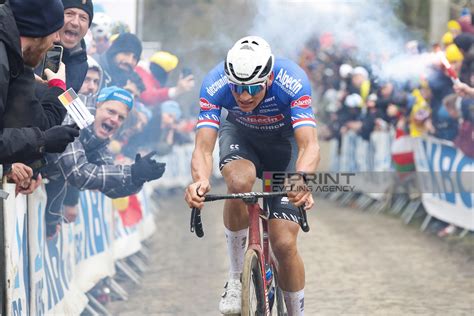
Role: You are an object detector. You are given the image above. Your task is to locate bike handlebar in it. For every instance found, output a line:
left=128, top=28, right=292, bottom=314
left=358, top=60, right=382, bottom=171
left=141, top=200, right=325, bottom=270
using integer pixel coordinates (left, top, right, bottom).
left=190, top=192, right=310, bottom=238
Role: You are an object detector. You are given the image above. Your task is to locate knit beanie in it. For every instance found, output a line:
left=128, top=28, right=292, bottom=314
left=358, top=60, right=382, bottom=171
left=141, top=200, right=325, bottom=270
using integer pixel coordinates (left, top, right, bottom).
left=10, top=0, right=64, bottom=38
left=62, top=0, right=94, bottom=26
left=106, top=33, right=142, bottom=61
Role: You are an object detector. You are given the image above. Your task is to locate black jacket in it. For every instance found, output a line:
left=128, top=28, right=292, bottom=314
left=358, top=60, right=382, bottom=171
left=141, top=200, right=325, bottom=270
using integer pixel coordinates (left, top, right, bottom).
left=96, top=52, right=129, bottom=88
left=0, top=1, right=66, bottom=163
left=62, top=40, right=88, bottom=92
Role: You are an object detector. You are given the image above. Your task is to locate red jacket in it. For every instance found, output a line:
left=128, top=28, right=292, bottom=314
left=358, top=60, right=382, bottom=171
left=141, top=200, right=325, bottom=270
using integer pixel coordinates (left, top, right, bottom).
left=135, top=65, right=170, bottom=106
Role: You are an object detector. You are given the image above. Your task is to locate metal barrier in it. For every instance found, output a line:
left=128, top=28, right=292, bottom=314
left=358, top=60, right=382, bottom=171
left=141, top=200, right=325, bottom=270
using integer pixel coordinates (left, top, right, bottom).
left=329, top=131, right=473, bottom=232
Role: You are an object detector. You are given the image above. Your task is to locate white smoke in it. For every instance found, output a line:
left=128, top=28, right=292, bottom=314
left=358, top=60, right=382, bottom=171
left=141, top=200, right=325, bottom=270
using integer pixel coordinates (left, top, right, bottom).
left=249, top=0, right=432, bottom=83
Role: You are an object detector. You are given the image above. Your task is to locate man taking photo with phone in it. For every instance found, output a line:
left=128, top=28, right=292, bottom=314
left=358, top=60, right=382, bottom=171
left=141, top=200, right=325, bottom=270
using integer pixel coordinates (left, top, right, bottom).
left=0, top=0, right=80, bottom=164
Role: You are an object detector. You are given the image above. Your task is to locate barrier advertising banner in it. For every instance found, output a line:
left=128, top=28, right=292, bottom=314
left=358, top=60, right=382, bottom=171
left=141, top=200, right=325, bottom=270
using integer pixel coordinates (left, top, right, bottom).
left=414, top=137, right=473, bottom=230
left=74, top=190, right=115, bottom=293
left=3, top=183, right=29, bottom=316
left=28, top=187, right=47, bottom=316
left=43, top=223, right=87, bottom=315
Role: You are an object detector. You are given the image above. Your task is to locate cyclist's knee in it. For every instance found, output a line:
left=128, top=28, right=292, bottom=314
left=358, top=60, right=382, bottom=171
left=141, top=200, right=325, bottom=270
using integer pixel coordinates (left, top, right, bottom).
left=222, top=161, right=256, bottom=193
left=226, top=175, right=255, bottom=193
left=271, top=235, right=298, bottom=262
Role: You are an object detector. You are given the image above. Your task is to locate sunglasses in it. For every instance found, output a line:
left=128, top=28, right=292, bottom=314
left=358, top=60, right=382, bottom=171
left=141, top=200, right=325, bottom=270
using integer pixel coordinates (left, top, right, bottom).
left=228, top=82, right=266, bottom=96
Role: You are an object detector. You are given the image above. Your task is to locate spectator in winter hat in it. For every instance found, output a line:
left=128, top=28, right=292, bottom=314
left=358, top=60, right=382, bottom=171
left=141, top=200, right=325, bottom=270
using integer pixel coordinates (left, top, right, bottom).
left=350, top=66, right=371, bottom=105
left=61, top=0, right=94, bottom=48
left=98, top=32, right=143, bottom=87
left=35, top=0, right=94, bottom=93
left=79, top=56, right=102, bottom=97
left=1, top=0, right=79, bottom=164
left=458, top=7, right=474, bottom=34
left=447, top=20, right=462, bottom=37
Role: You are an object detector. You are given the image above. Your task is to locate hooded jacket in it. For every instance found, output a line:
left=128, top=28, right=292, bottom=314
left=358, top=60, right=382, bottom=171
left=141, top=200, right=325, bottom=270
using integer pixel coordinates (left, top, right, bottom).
left=0, top=1, right=66, bottom=163
left=42, top=124, right=142, bottom=228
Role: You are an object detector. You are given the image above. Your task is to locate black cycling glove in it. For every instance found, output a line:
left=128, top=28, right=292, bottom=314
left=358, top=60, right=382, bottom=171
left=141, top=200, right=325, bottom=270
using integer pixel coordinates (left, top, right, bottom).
left=131, top=151, right=166, bottom=185
left=43, top=124, right=80, bottom=153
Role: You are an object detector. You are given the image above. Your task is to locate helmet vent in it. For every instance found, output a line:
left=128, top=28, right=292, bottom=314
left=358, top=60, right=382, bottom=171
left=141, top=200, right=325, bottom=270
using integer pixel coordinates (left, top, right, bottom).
left=258, top=56, right=273, bottom=78
left=241, top=44, right=254, bottom=51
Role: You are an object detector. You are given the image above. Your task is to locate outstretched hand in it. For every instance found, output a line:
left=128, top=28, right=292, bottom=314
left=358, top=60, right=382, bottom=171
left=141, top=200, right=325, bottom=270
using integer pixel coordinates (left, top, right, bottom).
left=131, top=151, right=166, bottom=185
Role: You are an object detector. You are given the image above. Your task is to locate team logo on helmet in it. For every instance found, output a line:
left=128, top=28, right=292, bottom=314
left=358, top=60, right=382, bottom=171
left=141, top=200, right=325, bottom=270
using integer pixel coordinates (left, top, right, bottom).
left=291, top=95, right=312, bottom=109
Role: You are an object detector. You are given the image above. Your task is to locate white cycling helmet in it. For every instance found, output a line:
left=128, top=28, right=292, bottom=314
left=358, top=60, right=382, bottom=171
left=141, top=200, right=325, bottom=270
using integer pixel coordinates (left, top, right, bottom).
left=91, top=13, right=113, bottom=39
left=225, top=36, right=274, bottom=85
left=339, top=63, right=353, bottom=79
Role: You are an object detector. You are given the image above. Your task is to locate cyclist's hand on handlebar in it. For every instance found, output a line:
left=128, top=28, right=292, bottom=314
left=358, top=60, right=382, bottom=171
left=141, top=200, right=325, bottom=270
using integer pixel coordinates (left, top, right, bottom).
left=185, top=180, right=211, bottom=209
left=287, top=186, right=313, bottom=209
left=303, top=194, right=314, bottom=210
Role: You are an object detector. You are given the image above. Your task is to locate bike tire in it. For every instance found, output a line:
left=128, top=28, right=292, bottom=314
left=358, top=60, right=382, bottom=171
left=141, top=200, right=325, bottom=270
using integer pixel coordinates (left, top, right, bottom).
left=271, top=265, right=287, bottom=316
left=241, top=250, right=265, bottom=316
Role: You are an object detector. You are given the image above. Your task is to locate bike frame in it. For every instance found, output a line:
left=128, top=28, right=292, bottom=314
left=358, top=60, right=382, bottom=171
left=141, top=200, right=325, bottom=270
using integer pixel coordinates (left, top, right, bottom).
left=245, top=198, right=273, bottom=315
left=190, top=191, right=309, bottom=315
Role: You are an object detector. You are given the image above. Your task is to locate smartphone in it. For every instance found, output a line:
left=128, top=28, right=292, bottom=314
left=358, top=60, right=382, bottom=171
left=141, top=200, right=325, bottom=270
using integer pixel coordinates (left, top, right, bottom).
left=181, top=67, right=192, bottom=77
left=41, top=45, right=63, bottom=80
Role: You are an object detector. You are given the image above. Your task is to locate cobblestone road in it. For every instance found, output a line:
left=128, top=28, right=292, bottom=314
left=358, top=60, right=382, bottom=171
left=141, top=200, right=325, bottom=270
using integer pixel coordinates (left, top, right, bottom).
left=109, top=188, right=473, bottom=315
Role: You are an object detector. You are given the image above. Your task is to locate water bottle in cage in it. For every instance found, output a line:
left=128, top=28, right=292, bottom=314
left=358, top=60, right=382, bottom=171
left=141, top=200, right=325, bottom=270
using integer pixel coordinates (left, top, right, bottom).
left=265, top=264, right=275, bottom=309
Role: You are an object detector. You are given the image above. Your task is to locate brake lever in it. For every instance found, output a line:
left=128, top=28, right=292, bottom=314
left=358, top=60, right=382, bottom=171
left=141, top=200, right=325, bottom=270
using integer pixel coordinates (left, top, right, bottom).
left=190, top=207, right=204, bottom=238
left=298, top=206, right=310, bottom=233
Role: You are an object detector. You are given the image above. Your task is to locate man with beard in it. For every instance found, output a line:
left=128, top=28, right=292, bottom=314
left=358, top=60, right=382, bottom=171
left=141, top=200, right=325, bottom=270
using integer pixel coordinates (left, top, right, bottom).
left=97, top=32, right=142, bottom=88
left=1, top=0, right=79, bottom=164
left=42, top=86, right=166, bottom=237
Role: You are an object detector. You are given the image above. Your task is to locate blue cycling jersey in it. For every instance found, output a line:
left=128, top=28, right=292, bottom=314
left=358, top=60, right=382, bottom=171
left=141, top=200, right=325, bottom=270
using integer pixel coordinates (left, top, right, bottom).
left=197, top=57, right=316, bottom=133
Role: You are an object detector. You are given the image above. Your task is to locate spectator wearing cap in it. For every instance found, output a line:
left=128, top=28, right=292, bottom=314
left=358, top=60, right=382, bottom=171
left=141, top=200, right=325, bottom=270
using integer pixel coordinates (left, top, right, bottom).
left=135, top=51, right=195, bottom=106
left=98, top=32, right=142, bottom=87
left=42, top=86, right=166, bottom=237
left=154, top=100, right=191, bottom=155
left=34, top=0, right=94, bottom=94
left=458, top=8, right=474, bottom=34
left=349, top=66, right=371, bottom=106
left=1, top=0, right=79, bottom=164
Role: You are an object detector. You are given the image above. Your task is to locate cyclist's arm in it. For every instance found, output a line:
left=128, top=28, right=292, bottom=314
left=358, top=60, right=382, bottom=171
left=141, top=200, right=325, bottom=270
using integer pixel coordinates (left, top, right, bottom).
left=294, top=126, right=320, bottom=173
left=191, top=127, right=218, bottom=182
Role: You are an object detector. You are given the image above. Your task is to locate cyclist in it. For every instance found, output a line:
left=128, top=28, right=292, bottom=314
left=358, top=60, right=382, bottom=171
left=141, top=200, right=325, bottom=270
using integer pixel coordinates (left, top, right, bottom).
left=185, top=36, right=320, bottom=316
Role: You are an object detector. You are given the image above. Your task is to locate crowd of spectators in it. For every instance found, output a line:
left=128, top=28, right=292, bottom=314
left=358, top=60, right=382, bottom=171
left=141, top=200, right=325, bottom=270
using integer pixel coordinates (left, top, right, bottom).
left=300, top=10, right=473, bottom=237
left=0, top=0, right=195, bottom=239
left=301, top=12, right=473, bottom=159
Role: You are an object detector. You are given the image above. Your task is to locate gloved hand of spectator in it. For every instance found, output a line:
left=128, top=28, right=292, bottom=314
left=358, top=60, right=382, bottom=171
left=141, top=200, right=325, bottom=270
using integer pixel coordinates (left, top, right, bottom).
left=44, top=61, right=66, bottom=83
left=131, top=151, right=166, bottom=185
left=43, top=124, right=80, bottom=153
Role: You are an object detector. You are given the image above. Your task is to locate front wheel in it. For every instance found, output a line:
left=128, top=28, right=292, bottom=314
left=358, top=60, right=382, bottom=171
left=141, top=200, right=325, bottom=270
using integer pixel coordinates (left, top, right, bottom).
left=271, top=264, right=287, bottom=316
left=241, top=250, right=265, bottom=316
